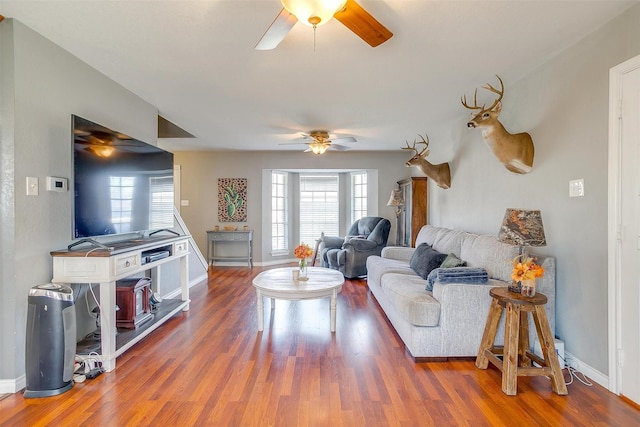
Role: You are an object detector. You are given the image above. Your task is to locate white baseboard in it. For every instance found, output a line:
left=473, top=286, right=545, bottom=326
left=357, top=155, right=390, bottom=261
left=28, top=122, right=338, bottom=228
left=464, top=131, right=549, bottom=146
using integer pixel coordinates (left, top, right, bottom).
left=162, top=273, right=208, bottom=299
left=0, top=375, right=25, bottom=394
left=564, top=350, right=609, bottom=389
left=211, top=258, right=296, bottom=268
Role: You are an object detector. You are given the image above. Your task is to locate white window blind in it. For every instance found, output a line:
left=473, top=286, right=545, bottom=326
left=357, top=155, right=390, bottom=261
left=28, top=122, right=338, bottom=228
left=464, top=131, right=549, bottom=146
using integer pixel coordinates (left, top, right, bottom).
left=271, top=171, right=288, bottom=252
left=299, top=174, right=339, bottom=245
left=149, top=176, right=174, bottom=229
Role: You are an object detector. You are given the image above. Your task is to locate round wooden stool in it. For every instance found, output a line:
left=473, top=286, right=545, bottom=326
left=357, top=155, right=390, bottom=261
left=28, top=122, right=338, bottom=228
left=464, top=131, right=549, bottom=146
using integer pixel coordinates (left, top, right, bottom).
left=476, top=287, right=568, bottom=396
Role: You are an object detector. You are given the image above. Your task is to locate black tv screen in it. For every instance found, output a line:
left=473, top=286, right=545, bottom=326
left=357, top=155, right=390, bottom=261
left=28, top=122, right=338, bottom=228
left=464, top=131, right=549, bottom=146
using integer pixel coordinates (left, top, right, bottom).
left=72, top=115, right=175, bottom=239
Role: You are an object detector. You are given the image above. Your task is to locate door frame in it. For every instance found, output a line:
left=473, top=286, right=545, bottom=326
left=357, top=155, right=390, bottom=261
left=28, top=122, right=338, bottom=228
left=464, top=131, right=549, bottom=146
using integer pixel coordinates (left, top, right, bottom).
left=607, top=53, right=640, bottom=394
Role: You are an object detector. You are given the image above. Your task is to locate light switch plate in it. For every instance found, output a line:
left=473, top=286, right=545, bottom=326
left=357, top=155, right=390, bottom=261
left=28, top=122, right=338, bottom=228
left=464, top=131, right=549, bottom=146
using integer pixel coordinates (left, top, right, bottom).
left=26, top=177, right=39, bottom=196
left=569, top=179, right=584, bottom=197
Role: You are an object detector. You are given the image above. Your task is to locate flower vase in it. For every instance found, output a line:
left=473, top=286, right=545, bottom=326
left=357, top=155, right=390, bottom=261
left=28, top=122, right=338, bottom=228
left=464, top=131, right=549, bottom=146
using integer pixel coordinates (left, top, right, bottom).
left=521, top=279, right=536, bottom=297
left=508, top=282, right=522, bottom=293
left=298, top=258, right=309, bottom=281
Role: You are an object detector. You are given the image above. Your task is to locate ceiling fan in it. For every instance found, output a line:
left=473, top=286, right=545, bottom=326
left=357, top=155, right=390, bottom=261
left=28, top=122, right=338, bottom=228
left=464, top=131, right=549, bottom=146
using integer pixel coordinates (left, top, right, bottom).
left=279, top=130, right=358, bottom=154
left=256, top=0, right=393, bottom=50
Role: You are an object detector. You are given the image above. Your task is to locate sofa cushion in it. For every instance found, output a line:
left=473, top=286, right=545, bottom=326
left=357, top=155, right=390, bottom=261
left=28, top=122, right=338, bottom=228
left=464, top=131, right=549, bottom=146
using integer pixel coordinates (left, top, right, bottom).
left=409, top=243, right=447, bottom=279
left=366, top=255, right=415, bottom=286
left=460, top=234, right=519, bottom=283
left=440, top=253, right=467, bottom=269
left=380, top=273, right=441, bottom=327
left=432, top=229, right=467, bottom=256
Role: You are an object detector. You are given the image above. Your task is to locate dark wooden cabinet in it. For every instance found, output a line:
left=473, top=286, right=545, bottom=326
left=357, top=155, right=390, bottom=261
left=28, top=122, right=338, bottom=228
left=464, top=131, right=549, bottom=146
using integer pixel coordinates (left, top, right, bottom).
left=398, top=177, right=428, bottom=247
left=116, top=278, right=153, bottom=329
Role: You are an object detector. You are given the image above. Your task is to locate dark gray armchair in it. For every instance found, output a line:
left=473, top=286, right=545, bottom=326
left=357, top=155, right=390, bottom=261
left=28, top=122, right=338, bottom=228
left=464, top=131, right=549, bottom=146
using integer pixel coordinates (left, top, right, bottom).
left=320, top=216, right=391, bottom=278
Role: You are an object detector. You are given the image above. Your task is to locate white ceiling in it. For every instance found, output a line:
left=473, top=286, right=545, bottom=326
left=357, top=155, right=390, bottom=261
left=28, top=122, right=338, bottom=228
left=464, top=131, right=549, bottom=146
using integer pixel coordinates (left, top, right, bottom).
left=2, top=0, right=635, bottom=152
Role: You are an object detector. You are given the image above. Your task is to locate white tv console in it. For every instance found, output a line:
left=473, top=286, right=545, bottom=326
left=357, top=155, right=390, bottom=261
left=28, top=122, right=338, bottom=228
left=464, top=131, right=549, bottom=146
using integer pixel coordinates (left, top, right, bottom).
left=51, top=235, right=190, bottom=372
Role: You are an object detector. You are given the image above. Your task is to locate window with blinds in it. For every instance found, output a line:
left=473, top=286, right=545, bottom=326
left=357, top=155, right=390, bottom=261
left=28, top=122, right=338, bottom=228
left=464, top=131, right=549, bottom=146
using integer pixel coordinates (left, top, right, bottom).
left=351, top=171, right=367, bottom=223
left=271, top=171, right=288, bottom=252
left=299, top=174, right=339, bottom=245
left=149, top=176, right=174, bottom=229
left=110, top=176, right=135, bottom=233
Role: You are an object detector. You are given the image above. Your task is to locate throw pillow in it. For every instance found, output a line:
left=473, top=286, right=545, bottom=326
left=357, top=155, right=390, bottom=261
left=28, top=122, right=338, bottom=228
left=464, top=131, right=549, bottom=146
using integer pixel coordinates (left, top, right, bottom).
left=410, top=243, right=447, bottom=279
left=440, top=253, right=467, bottom=269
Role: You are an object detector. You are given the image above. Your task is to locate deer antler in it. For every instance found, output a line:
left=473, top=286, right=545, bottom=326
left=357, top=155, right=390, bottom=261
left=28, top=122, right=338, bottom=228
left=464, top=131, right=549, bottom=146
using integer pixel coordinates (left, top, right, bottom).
left=402, top=140, right=418, bottom=155
left=461, top=88, right=484, bottom=111
left=482, top=75, right=504, bottom=112
left=402, top=135, right=429, bottom=157
left=461, top=75, right=504, bottom=111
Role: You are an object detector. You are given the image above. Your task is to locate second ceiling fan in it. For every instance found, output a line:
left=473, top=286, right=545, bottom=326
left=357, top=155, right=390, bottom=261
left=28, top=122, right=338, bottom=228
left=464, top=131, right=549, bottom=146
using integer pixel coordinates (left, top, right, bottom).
left=279, top=130, right=358, bottom=154
left=256, top=0, right=393, bottom=50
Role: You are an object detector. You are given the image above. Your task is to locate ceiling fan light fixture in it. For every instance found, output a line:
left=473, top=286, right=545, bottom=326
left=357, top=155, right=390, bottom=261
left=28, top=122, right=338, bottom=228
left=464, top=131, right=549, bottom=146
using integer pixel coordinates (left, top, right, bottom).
left=309, top=142, right=329, bottom=154
left=280, top=0, right=347, bottom=27
left=88, top=145, right=115, bottom=158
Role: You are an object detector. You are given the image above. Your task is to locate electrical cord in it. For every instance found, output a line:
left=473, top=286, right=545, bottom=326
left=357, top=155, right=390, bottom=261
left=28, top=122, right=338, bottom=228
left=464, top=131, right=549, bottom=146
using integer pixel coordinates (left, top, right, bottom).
left=558, top=354, right=593, bottom=387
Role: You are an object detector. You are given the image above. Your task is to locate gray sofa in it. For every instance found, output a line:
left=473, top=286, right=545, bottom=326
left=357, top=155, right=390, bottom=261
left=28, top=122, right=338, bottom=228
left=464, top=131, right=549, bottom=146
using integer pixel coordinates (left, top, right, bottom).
left=366, top=224, right=556, bottom=360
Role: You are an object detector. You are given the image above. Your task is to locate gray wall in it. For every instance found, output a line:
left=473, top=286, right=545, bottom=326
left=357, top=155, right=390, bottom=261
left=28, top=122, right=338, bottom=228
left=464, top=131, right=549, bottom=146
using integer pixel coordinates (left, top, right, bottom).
left=429, top=5, right=640, bottom=375
left=173, top=150, right=412, bottom=264
left=0, top=20, right=158, bottom=385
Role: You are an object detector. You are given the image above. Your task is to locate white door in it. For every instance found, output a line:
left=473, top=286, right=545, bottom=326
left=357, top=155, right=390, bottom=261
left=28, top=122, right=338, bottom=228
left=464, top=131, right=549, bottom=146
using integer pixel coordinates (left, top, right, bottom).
left=612, top=57, right=640, bottom=404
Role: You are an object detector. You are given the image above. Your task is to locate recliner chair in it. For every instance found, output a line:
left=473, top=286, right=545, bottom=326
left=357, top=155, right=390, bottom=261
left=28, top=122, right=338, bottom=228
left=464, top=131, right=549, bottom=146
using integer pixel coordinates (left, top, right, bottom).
left=320, top=216, right=391, bottom=278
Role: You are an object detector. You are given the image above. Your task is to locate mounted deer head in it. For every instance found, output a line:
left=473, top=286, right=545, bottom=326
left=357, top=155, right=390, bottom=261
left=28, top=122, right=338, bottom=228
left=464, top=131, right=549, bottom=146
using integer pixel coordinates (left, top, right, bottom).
left=402, top=134, right=451, bottom=189
left=461, top=75, right=534, bottom=174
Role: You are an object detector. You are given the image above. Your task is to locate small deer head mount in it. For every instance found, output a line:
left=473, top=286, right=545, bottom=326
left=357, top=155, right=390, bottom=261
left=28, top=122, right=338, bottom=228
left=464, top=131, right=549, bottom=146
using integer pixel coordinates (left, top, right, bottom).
left=402, top=134, right=451, bottom=189
left=461, top=75, right=534, bottom=174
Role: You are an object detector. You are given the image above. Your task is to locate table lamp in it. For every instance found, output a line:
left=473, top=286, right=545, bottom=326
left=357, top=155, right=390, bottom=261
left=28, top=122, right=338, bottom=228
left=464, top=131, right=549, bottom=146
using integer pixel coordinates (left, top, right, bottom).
left=497, top=208, right=546, bottom=291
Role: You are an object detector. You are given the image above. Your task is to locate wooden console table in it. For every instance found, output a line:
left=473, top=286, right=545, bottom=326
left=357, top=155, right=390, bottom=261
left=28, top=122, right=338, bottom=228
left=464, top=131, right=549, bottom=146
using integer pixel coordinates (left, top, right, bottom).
left=206, top=230, right=253, bottom=268
left=476, top=287, right=567, bottom=396
left=51, top=235, right=190, bottom=372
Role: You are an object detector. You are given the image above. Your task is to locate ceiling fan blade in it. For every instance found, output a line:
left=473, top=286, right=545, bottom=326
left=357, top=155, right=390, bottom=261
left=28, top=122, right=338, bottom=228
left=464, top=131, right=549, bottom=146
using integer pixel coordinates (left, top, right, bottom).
left=329, top=136, right=357, bottom=144
left=255, top=8, right=298, bottom=50
left=330, top=144, right=351, bottom=151
left=278, top=141, right=309, bottom=146
left=333, top=0, right=393, bottom=48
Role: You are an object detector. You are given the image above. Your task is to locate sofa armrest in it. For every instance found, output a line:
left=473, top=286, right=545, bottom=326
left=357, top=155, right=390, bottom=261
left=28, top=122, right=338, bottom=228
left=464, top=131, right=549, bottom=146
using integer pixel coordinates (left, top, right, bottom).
left=381, top=246, right=415, bottom=262
left=322, top=235, right=345, bottom=249
left=432, top=280, right=506, bottom=354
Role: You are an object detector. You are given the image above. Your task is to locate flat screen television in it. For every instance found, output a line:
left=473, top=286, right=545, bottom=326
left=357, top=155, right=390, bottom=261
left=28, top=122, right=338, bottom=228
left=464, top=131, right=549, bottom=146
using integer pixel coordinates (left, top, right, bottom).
left=72, top=115, right=175, bottom=240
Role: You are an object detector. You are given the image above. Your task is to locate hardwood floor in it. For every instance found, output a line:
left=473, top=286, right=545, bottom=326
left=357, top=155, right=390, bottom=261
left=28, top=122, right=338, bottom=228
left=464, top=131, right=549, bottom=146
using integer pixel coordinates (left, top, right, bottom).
left=2, top=265, right=639, bottom=426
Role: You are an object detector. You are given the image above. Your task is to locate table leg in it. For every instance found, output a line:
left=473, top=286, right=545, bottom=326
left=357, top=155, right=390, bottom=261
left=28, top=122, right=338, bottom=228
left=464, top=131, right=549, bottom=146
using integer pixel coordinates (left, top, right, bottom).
left=503, top=302, right=521, bottom=395
left=256, top=289, right=264, bottom=331
left=330, top=288, right=338, bottom=332
left=518, top=310, right=530, bottom=367
left=534, top=305, right=568, bottom=395
left=99, top=281, right=116, bottom=372
left=476, top=297, right=502, bottom=369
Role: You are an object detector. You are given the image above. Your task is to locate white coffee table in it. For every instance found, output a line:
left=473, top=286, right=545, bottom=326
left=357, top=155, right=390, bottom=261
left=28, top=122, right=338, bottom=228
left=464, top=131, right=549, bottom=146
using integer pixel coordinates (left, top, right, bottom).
left=252, top=267, right=344, bottom=332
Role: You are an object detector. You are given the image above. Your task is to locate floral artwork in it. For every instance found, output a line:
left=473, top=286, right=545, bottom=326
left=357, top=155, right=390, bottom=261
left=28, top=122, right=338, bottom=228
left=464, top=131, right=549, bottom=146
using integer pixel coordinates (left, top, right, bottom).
left=218, top=178, right=247, bottom=222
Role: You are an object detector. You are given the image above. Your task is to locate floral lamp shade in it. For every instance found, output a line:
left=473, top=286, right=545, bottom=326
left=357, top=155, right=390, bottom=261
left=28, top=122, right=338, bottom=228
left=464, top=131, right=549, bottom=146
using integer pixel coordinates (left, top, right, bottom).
left=497, top=209, right=546, bottom=247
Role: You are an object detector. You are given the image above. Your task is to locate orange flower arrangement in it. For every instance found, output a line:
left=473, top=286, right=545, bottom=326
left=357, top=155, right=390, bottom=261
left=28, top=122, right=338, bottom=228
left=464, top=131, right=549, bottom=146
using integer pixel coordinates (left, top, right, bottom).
left=511, top=255, right=544, bottom=283
left=294, top=243, right=313, bottom=260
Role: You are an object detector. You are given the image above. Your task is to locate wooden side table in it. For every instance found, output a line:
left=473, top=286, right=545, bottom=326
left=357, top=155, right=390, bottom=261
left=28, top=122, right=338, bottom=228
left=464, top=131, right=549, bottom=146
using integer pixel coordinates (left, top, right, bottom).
left=476, top=287, right=567, bottom=396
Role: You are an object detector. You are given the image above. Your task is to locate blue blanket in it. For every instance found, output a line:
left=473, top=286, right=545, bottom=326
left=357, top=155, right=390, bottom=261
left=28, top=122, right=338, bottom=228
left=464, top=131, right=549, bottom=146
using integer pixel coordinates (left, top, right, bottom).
left=426, top=267, right=489, bottom=291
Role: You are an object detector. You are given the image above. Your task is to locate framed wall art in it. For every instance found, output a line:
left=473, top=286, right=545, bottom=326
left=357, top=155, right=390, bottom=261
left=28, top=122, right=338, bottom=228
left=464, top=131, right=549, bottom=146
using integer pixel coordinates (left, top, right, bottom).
left=218, top=178, right=247, bottom=222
